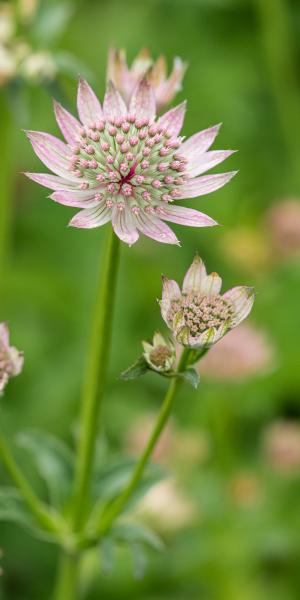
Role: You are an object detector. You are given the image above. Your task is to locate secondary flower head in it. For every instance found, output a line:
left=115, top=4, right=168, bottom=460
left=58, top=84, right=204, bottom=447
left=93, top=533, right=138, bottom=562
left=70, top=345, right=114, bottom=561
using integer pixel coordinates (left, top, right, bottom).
left=143, top=331, right=175, bottom=373
left=160, top=255, right=255, bottom=348
left=107, top=47, right=187, bottom=111
left=0, top=323, right=24, bottom=394
left=25, top=77, right=236, bottom=245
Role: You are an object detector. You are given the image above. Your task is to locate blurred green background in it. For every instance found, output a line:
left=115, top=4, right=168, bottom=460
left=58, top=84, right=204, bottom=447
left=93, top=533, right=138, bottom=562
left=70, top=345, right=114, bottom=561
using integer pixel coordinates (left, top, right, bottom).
left=1, top=0, right=300, bottom=598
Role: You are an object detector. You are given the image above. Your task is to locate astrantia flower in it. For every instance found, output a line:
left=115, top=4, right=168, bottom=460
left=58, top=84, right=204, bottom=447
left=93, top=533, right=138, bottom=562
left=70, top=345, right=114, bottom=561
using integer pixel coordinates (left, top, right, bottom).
left=0, top=323, right=24, bottom=393
left=25, top=77, right=236, bottom=245
left=160, top=255, right=254, bottom=348
left=107, top=47, right=187, bottom=111
left=143, top=331, right=175, bottom=373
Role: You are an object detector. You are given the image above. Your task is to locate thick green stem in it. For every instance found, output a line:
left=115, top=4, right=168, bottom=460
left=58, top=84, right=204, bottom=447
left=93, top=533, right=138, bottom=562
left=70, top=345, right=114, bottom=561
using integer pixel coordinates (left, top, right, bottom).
left=254, top=0, right=300, bottom=188
left=0, top=92, right=13, bottom=301
left=54, top=552, right=79, bottom=600
left=96, top=348, right=192, bottom=537
left=0, top=434, right=60, bottom=533
left=71, top=229, right=120, bottom=531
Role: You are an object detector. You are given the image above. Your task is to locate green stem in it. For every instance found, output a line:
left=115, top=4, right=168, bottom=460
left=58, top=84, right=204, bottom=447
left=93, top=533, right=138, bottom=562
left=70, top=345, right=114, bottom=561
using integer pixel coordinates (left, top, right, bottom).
left=0, top=434, right=60, bottom=533
left=254, top=0, right=300, bottom=188
left=71, top=229, right=120, bottom=531
left=0, top=91, right=13, bottom=301
left=96, top=348, right=192, bottom=537
left=54, top=552, right=79, bottom=600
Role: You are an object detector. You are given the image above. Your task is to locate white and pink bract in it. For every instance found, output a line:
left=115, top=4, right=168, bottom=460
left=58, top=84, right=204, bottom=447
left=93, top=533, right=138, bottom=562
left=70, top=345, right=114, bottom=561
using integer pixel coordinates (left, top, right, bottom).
left=25, top=76, right=236, bottom=246
left=0, top=323, right=23, bottom=394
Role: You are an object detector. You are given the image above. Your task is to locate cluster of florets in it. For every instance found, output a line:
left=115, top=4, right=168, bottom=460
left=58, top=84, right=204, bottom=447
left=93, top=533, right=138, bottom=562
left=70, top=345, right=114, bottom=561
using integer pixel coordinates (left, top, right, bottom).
left=67, top=115, right=187, bottom=216
left=160, top=256, right=255, bottom=349
left=167, top=293, right=234, bottom=337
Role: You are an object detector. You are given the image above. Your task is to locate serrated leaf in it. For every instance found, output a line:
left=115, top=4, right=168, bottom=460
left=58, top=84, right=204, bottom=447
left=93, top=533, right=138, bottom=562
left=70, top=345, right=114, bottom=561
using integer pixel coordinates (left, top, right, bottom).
left=120, top=356, right=149, bottom=381
left=0, top=487, right=55, bottom=543
left=180, top=368, right=200, bottom=389
left=110, top=522, right=164, bottom=552
left=99, top=536, right=115, bottom=575
left=93, top=458, right=165, bottom=507
left=131, top=542, right=147, bottom=580
left=16, top=430, right=74, bottom=508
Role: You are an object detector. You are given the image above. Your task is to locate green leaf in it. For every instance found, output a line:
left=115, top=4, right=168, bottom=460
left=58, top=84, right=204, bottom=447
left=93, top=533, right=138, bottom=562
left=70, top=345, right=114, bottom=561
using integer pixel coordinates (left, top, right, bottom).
left=16, top=430, right=74, bottom=508
left=180, top=368, right=200, bottom=389
left=187, top=347, right=208, bottom=366
left=120, top=356, right=149, bottom=381
left=93, top=458, right=164, bottom=507
left=131, top=542, right=147, bottom=580
left=32, top=2, right=73, bottom=46
left=0, top=487, right=55, bottom=543
left=110, top=522, right=164, bottom=552
left=99, top=536, right=115, bottom=575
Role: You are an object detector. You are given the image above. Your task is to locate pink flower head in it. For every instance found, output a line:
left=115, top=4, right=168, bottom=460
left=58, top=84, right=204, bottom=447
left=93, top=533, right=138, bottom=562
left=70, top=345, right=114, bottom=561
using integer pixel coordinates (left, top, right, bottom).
left=0, top=323, right=23, bottom=394
left=266, top=198, right=300, bottom=258
left=25, top=77, right=236, bottom=245
left=107, top=47, right=187, bottom=111
left=199, top=323, right=274, bottom=380
left=160, top=255, right=254, bottom=348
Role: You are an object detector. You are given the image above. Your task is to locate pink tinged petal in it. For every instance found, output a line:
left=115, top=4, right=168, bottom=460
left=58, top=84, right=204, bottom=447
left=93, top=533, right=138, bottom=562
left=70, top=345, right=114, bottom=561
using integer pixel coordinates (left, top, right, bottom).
left=50, top=190, right=101, bottom=208
left=223, top=286, right=255, bottom=326
left=103, top=81, right=127, bottom=120
left=158, top=204, right=217, bottom=228
left=25, top=130, right=74, bottom=179
left=156, top=58, right=187, bottom=109
left=180, top=124, right=222, bottom=159
left=77, top=77, right=103, bottom=125
left=157, top=101, right=186, bottom=137
left=0, top=322, right=9, bottom=347
left=129, top=79, right=156, bottom=121
left=133, top=212, right=179, bottom=245
left=111, top=206, right=139, bottom=246
left=182, top=255, right=207, bottom=294
left=9, top=347, right=24, bottom=376
left=24, top=172, right=80, bottom=191
left=187, top=149, right=236, bottom=178
left=53, top=100, right=81, bottom=145
left=201, top=272, right=222, bottom=295
left=178, top=171, right=238, bottom=199
left=160, top=276, right=182, bottom=324
left=69, top=203, right=112, bottom=229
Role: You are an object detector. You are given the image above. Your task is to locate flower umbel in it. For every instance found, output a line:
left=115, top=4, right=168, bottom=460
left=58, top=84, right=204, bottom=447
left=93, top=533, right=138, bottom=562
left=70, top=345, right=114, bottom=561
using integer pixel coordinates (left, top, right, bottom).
left=160, top=256, right=255, bottom=348
left=143, top=331, right=175, bottom=373
left=25, top=77, right=237, bottom=245
left=107, top=47, right=187, bottom=111
left=0, top=323, right=24, bottom=394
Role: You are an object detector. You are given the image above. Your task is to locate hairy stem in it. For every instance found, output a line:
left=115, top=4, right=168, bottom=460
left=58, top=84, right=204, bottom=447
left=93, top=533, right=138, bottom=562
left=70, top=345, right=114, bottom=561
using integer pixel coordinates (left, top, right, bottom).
left=72, top=229, right=120, bottom=530
left=96, top=347, right=192, bottom=536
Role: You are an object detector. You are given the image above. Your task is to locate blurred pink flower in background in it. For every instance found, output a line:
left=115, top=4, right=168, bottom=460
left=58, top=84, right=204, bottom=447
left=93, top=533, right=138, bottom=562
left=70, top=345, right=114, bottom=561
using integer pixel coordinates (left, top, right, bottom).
left=262, top=420, right=300, bottom=475
left=220, top=226, right=271, bottom=274
left=125, top=412, right=211, bottom=467
left=25, top=77, right=236, bottom=245
left=199, top=323, right=275, bottom=381
left=135, top=478, right=196, bottom=532
left=229, top=470, right=263, bottom=509
left=0, top=323, right=23, bottom=394
left=266, top=199, right=300, bottom=259
left=107, top=47, right=187, bottom=111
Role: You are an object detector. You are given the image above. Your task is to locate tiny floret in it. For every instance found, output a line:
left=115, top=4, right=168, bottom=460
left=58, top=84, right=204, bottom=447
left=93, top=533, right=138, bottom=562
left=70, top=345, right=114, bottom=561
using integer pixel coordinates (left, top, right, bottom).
left=25, top=74, right=236, bottom=245
left=143, top=332, right=176, bottom=373
left=160, top=256, right=255, bottom=348
left=0, top=323, right=24, bottom=394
